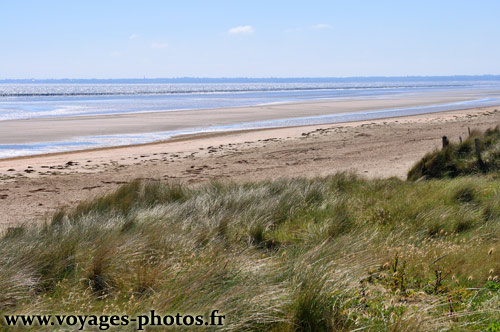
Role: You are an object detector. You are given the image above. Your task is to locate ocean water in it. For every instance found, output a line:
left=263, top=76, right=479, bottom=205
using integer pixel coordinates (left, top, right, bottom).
left=1, top=78, right=500, bottom=158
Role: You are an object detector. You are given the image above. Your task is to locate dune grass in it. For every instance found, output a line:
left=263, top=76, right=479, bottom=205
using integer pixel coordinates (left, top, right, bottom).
left=408, top=126, right=500, bottom=180
left=1, top=173, right=500, bottom=331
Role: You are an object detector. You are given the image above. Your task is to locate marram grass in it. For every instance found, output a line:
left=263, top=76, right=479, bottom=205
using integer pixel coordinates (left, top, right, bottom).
left=408, top=126, right=500, bottom=180
left=1, top=173, right=500, bottom=331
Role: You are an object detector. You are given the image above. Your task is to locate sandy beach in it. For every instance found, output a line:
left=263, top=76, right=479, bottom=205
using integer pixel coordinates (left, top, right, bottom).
left=1, top=90, right=492, bottom=145
left=1, top=102, right=500, bottom=228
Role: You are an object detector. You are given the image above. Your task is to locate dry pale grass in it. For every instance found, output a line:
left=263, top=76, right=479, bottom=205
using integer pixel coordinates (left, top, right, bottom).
left=0, top=173, right=500, bottom=331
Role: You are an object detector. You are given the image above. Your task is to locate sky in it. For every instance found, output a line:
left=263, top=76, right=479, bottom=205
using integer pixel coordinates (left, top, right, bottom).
left=1, top=0, right=500, bottom=79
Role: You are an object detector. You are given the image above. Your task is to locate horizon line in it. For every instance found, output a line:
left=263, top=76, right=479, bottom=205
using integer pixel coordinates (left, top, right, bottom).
left=2, top=74, right=500, bottom=82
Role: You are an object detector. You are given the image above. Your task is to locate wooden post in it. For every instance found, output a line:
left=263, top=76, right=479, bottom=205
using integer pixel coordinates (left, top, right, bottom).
left=475, top=138, right=485, bottom=170
left=442, top=136, right=449, bottom=149
left=468, top=127, right=471, bottom=136
left=459, top=136, right=462, bottom=144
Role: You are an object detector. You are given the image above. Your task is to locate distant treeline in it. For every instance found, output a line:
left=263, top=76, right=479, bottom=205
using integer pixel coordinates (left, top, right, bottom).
left=2, top=75, right=500, bottom=84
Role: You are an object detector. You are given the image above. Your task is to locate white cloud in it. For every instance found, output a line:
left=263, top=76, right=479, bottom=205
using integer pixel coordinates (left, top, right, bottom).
left=129, top=33, right=140, bottom=39
left=310, top=24, right=332, bottom=30
left=228, top=25, right=254, bottom=35
left=151, top=42, right=168, bottom=49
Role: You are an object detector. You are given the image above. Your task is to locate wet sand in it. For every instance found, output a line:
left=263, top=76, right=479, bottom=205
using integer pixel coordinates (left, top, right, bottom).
left=0, top=92, right=486, bottom=145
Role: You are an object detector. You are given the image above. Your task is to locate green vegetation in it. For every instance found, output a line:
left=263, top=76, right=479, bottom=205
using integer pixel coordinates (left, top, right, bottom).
left=408, top=126, right=500, bottom=180
left=2, top=127, right=500, bottom=330
left=1, top=173, right=500, bottom=331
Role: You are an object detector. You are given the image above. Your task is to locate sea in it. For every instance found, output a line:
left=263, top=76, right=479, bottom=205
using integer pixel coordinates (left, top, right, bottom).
left=1, top=77, right=500, bottom=158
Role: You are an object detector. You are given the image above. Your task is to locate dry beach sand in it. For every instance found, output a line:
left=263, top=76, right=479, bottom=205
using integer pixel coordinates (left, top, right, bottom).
left=1, top=103, right=500, bottom=228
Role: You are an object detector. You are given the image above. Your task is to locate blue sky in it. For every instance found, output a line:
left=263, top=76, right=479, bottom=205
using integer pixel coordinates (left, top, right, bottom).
left=1, top=0, right=500, bottom=78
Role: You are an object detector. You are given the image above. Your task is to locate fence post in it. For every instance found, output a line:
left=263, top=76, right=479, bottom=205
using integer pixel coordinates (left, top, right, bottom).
left=442, top=136, right=449, bottom=149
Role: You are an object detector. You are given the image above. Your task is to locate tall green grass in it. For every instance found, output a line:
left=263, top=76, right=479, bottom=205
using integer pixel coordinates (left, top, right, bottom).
left=408, top=126, right=500, bottom=180
left=1, top=174, right=500, bottom=331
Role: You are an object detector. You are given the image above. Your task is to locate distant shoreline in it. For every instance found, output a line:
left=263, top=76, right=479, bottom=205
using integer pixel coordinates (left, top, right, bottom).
left=2, top=75, right=500, bottom=84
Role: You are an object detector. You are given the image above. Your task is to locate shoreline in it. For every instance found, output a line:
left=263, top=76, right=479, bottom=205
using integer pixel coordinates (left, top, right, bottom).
left=1, top=102, right=500, bottom=163
left=2, top=90, right=497, bottom=146
left=2, top=93, right=500, bottom=160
